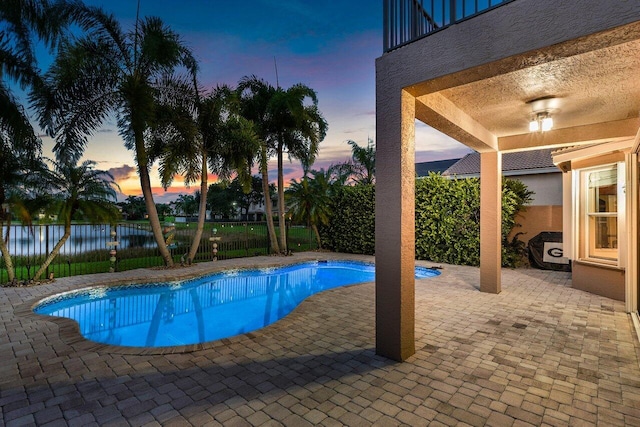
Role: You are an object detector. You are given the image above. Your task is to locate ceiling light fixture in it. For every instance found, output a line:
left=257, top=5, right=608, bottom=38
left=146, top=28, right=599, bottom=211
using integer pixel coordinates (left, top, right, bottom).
left=527, top=96, right=559, bottom=133
left=529, top=111, right=553, bottom=133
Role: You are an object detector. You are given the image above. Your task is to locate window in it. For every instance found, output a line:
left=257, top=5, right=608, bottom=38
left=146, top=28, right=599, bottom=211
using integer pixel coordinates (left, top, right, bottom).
left=580, top=163, right=625, bottom=264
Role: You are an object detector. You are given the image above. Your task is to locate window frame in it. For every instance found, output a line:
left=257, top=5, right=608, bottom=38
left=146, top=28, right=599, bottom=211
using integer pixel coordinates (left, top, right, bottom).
left=578, top=162, right=626, bottom=266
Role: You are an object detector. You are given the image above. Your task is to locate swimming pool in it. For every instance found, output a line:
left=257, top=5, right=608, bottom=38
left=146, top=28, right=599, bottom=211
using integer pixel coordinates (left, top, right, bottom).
left=34, top=260, right=439, bottom=348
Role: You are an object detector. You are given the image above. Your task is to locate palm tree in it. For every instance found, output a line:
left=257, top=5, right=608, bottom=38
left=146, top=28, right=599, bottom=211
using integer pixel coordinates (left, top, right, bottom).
left=187, top=86, right=257, bottom=262
left=327, top=162, right=352, bottom=187
left=286, top=169, right=332, bottom=249
left=237, top=76, right=280, bottom=253
left=151, top=84, right=258, bottom=263
left=33, top=160, right=119, bottom=280
left=0, top=0, right=71, bottom=282
left=237, top=76, right=328, bottom=254
left=33, top=4, right=197, bottom=267
left=0, top=155, right=52, bottom=282
left=342, top=138, right=376, bottom=184
left=269, top=83, right=327, bottom=254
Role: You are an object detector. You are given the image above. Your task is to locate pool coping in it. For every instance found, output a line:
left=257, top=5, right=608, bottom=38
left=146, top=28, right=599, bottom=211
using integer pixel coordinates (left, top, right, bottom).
left=15, top=253, right=441, bottom=356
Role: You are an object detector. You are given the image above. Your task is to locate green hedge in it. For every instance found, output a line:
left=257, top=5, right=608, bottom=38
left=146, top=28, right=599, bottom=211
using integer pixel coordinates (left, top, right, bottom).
left=320, top=175, right=532, bottom=267
left=415, top=174, right=481, bottom=265
left=320, top=185, right=375, bottom=254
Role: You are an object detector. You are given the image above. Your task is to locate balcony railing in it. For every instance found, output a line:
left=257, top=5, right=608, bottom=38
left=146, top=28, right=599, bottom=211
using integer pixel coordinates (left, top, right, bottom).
left=383, top=0, right=514, bottom=52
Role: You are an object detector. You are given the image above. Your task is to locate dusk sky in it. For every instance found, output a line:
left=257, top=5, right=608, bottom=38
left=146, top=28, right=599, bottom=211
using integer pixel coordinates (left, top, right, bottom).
left=35, top=0, right=471, bottom=202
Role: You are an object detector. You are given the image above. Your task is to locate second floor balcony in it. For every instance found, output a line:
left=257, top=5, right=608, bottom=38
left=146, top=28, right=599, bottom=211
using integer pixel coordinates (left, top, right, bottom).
left=383, top=0, right=514, bottom=52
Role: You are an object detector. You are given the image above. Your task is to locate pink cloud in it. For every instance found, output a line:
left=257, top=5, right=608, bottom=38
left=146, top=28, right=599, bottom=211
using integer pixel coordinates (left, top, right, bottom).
left=108, top=164, right=137, bottom=181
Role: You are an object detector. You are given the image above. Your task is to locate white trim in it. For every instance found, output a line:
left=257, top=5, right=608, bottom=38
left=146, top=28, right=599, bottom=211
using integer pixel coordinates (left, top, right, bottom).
left=631, top=313, right=640, bottom=361
left=571, top=170, right=580, bottom=261
left=626, top=152, right=638, bottom=313
left=631, top=126, right=640, bottom=154
left=562, top=171, right=574, bottom=260
left=553, top=139, right=634, bottom=165
left=618, top=162, right=627, bottom=268
left=577, top=162, right=625, bottom=266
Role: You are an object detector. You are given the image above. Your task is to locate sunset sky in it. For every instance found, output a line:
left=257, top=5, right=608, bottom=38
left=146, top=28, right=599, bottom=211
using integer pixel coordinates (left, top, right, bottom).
left=34, top=0, right=471, bottom=202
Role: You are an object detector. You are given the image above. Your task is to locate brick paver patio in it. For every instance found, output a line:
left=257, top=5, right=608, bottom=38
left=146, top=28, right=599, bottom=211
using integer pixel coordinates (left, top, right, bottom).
left=2, top=253, right=639, bottom=426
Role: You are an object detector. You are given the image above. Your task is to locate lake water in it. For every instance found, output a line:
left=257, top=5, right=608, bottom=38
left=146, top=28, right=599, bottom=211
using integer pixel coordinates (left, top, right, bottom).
left=5, top=224, right=156, bottom=256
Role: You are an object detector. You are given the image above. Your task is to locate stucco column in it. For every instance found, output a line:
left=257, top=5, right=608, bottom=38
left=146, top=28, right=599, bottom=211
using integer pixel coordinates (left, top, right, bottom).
left=480, top=151, right=502, bottom=293
left=375, top=89, right=416, bottom=362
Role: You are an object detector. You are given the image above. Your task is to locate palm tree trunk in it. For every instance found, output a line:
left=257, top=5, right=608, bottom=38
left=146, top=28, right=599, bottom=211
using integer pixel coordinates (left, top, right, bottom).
left=0, top=185, right=15, bottom=283
left=139, top=165, right=174, bottom=267
left=188, top=151, right=208, bottom=263
left=33, top=224, right=71, bottom=281
left=312, top=224, right=322, bottom=250
left=0, top=223, right=15, bottom=282
left=261, top=144, right=279, bottom=253
left=134, top=131, right=174, bottom=267
left=277, top=141, right=287, bottom=254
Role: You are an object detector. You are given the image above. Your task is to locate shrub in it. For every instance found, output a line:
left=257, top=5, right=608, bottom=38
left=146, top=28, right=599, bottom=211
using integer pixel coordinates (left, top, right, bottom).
left=415, top=174, right=481, bottom=265
left=416, top=173, right=532, bottom=267
left=320, top=185, right=375, bottom=254
left=320, top=175, right=532, bottom=267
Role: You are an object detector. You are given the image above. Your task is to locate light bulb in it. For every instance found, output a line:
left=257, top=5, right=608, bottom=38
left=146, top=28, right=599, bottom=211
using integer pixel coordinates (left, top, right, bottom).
left=529, top=119, right=539, bottom=132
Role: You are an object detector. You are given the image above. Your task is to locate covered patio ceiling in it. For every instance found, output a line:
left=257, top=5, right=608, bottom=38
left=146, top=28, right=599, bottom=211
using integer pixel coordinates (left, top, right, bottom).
left=410, top=23, right=640, bottom=153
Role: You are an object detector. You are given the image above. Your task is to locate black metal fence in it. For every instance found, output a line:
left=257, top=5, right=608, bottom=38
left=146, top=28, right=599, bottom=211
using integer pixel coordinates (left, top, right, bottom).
left=383, top=0, right=514, bottom=51
left=0, top=221, right=317, bottom=283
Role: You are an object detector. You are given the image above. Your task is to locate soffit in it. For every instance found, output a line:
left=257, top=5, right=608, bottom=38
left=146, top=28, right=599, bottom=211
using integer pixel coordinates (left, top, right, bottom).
left=436, top=38, right=640, bottom=138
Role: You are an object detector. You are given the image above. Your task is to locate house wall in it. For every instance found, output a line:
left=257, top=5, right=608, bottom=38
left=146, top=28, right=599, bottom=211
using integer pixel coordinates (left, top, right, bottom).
left=377, top=0, right=640, bottom=96
left=509, top=173, right=563, bottom=245
left=552, top=141, right=635, bottom=305
left=517, top=174, right=562, bottom=206
left=572, top=261, right=625, bottom=301
left=510, top=205, right=563, bottom=246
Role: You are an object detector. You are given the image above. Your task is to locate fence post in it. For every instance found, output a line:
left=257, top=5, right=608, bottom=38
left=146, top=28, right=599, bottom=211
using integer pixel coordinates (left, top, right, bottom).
left=45, top=224, right=50, bottom=279
left=285, top=217, right=290, bottom=254
left=245, top=222, right=249, bottom=256
left=450, top=0, right=456, bottom=24
left=266, top=222, right=270, bottom=254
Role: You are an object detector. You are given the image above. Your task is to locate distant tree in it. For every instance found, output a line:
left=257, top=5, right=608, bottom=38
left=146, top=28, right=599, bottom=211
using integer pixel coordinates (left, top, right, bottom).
left=207, top=182, right=236, bottom=219
left=155, top=203, right=173, bottom=220
left=334, top=138, right=376, bottom=185
left=33, top=160, right=120, bottom=280
left=172, top=194, right=199, bottom=220
left=118, top=196, right=146, bottom=220
left=327, top=162, right=352, bottom=187
left=229, top=176, right=264, bottom=220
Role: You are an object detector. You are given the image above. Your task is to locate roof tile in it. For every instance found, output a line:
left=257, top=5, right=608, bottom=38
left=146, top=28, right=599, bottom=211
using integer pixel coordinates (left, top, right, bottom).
left=443, top=148, right=556, bottom=176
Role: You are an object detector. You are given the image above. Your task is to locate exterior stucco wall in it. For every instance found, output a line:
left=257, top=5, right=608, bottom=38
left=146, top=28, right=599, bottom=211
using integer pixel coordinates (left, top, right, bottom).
left=572, top=261, right=625, bottom=301
left=377, top=0, right=640, bottom=95
left=375, top=89, right=417, bottom=361
left=510, top=205, right=563, bottom=246
left=517, top=174, right=563, bottom=206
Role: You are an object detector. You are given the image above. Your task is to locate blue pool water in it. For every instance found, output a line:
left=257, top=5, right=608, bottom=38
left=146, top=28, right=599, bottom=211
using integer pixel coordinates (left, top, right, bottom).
left=34, top=261, right=439, bottom=348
